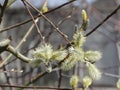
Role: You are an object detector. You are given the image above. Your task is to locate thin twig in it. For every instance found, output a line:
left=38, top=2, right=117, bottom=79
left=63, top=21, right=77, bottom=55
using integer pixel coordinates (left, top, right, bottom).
left=102, top=72, right=120, bottom=78
left=57, top=15, right=72, bottom=26
left=3, top=65, right=13, bottom=90
left=2, top=38, right=40, bottom=68
left=86, top=5, right=120, bottom=36
left=6, top=45, right=31, bottom=63
left=0, top=0, right=77, bottom=33
left=0, top=19, right=39, bottom=68
left=24, top=71, right=48, bottom=86
left=0, top=84, right=71, bottom=90
left=24, top=0, right=72, bottom=45
left=22, top=0, right=44, bottom=41
left=0, top=0, right=8, bottom=24
left=58, top=69, right=62, bottom=89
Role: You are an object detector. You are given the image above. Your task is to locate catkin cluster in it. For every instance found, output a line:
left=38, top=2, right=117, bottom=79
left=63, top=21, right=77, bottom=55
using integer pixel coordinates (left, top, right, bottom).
left=30, top=10, right=102, bottom=81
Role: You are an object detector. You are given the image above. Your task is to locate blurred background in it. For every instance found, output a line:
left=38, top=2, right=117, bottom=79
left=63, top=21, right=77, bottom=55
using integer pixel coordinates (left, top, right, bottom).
left=0, top=0, right=120, bottom=90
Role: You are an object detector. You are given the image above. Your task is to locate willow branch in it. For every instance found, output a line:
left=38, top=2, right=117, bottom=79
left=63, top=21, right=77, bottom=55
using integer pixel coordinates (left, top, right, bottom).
left=86, top=5, right=120, bottom=36
left=0, top=0, right=76, bottom=33
left=0, top=84, right=71, bottom=90
left=102, top=72, right=120, bottom=78
left=0, top=19, right=39, bottom=67
left=6, top=45, right=31, bottom=63
left=0, top=0, right=8, bottom=24
left=58, top=69, right=62, bottom=89
left=0, top=39, right=31, bottom=67
left=24, top=0, right=71, bottom=45
left=22, top=0, right=44, bottom=41
left=2, top=66, right=13, bottom=90
left=17, top=54, right=69, bottom=90
left=0, top=39, right=11, bottom=53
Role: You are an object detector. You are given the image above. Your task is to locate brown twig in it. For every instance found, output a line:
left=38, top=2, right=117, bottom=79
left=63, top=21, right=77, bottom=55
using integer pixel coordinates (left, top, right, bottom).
left=86, top=5, right=120, bottom=36
left=0, top=84, right=71, bottom=90
left=102, top=72, right=120, bottom=78
left=3, top=66, right=12, bottom=90
left=0, top=0, right=8, bottom=24
left=23, top=0, right=72, bottom=45
left=0, top=0, right=77, bottom=33
left=58, top=69, right=62, bottom=89
left=21, top=0, right=44, bottom=41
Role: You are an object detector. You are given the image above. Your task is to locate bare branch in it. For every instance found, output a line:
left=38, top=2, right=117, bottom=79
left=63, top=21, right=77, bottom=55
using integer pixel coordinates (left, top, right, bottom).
left=86, top=5, right=120, bottom=36
left=24, top=0, right=72, bottom=45
left=0, top=84, right=71, bottom=90
left=6, top=45, right=31, bottom=63
left=0, top=0, right=77, bottom=33
left=0, top=0, right=8, bottom=23
left=22, top=0, right=44, bottom=41
left=0, top=39, right=11, bottom=53
left=58, top=69, right=62, bottom=89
